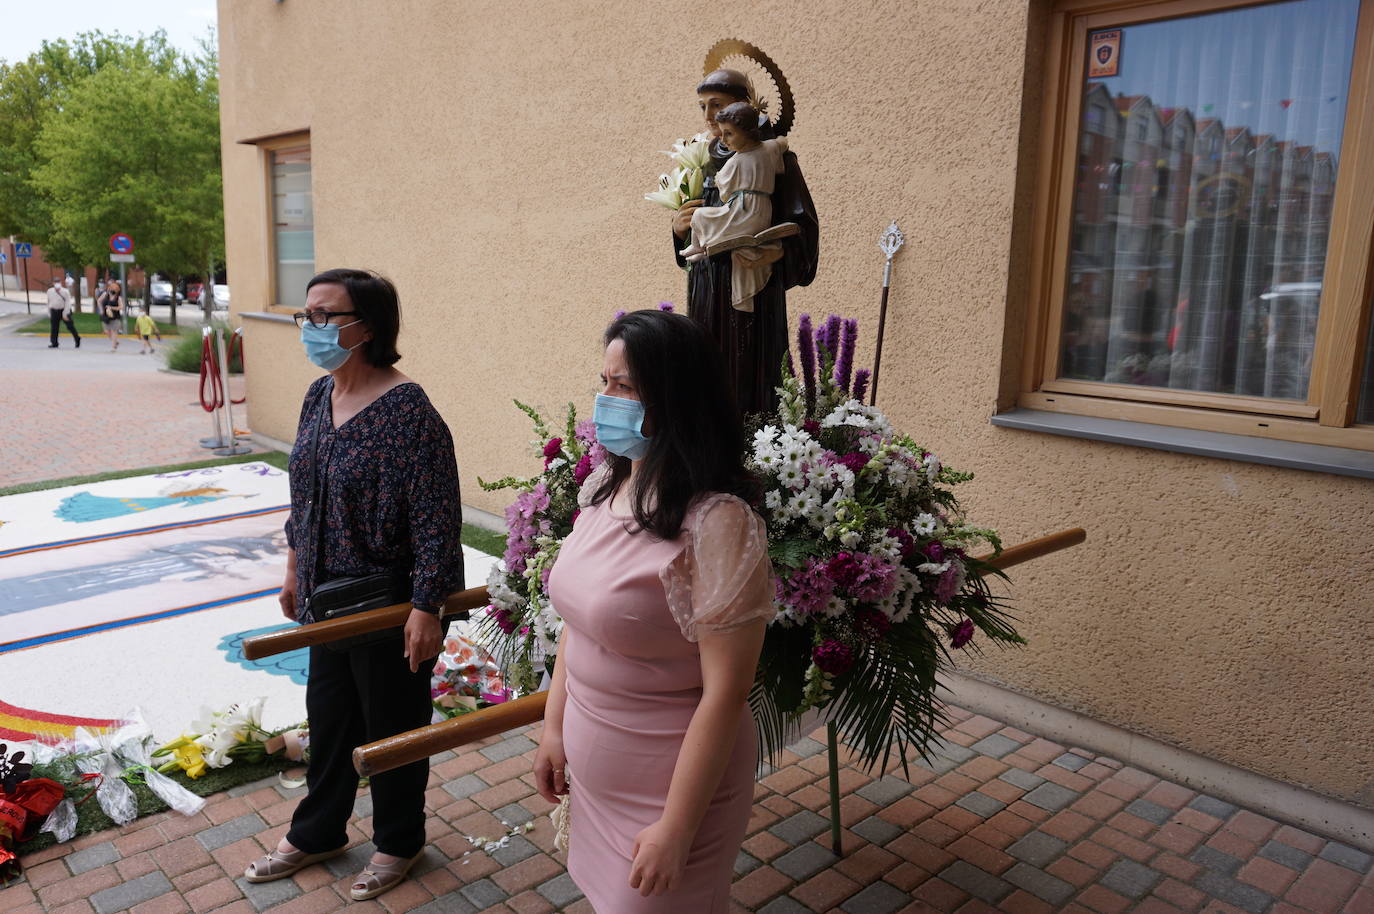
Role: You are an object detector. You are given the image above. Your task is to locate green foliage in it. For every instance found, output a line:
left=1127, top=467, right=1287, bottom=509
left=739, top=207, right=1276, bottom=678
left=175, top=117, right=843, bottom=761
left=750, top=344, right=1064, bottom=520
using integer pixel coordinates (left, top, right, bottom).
left=164, top=324, right=242, bottom=374
left=17, top=313, right=180, bottom=336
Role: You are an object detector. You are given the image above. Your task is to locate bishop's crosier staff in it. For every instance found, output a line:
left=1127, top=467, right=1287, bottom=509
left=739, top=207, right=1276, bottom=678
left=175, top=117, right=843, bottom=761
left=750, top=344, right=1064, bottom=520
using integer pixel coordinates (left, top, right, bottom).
left=868, top=221, right=905, bottom=406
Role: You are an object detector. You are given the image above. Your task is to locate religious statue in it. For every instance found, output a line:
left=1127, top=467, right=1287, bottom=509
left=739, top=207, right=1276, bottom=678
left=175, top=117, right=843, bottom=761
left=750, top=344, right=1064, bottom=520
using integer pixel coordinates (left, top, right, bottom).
left=668, top=41, right=819, bottom=415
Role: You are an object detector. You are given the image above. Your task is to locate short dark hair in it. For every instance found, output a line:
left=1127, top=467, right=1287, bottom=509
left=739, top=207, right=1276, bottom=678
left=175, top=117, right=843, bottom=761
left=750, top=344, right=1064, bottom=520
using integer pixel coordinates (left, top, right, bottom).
left=715, top=102, right=764, bottom=141
left=305, top=268, right=402, bottom=367
left=696, top=68, right=752, bottom=101
left=588, top=310, right=758, bottom=540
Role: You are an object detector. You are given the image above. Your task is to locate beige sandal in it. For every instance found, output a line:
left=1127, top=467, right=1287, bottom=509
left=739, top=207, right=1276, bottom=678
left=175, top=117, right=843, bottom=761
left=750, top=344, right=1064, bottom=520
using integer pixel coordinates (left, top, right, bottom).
left=350, top=851, right=423, bottom=901
left=243, top=844, right=346, bottom=883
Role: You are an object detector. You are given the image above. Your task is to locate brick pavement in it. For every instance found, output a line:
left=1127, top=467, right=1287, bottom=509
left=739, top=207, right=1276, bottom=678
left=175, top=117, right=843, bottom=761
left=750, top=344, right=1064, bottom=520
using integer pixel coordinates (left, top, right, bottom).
left=0, top=320, right=249, bottom=489
left=9, top=707, right=1372, bottom=914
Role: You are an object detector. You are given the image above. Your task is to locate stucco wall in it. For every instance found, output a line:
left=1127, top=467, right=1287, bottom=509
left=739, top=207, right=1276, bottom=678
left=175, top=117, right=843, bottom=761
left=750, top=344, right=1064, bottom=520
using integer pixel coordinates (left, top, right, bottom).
left=217, top=0, right=1374, bottom=806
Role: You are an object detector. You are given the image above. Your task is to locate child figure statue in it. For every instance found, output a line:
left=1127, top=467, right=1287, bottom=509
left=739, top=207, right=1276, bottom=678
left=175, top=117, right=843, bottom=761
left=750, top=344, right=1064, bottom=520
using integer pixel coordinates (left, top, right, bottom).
left=679, top=102, right=797, bottom=312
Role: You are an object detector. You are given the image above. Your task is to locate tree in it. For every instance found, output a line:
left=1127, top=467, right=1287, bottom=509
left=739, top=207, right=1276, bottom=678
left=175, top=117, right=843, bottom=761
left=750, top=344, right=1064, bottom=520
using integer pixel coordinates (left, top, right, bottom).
left=27, top=40, right=222, bottom=325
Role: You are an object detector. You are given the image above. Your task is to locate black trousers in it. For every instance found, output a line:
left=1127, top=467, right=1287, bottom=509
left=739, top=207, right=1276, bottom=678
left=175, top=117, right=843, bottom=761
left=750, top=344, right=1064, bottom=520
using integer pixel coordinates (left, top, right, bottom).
left=286, top=637, right=436, bottom=857
left=49, top=310, right=80, bottom=345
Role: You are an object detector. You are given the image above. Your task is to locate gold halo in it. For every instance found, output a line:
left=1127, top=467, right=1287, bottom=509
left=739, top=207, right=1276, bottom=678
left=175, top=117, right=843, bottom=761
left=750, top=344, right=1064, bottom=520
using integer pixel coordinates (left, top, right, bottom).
left=703, top=39, right=795, bottom=137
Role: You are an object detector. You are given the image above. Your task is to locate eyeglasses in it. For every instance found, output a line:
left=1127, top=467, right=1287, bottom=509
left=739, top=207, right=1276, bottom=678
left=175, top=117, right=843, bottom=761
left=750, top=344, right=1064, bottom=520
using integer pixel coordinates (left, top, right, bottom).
left=293, top=310, right=360, bottom=329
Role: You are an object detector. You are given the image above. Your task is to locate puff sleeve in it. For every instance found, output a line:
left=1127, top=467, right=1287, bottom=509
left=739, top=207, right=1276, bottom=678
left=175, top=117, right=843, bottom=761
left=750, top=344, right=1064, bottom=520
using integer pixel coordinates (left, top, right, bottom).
left=660, top=493, right=775, bottom=642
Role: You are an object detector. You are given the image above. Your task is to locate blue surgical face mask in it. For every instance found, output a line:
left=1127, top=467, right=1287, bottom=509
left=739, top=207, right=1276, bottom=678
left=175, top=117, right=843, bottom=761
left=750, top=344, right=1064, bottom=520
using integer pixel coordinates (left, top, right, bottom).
left=593, top=394, right=651, bottom=460
left=301, top=320, right=363, bottom=371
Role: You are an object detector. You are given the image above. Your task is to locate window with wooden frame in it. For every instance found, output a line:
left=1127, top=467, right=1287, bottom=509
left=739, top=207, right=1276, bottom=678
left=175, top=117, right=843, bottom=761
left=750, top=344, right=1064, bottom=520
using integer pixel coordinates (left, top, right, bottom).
left=1020, top=0, right=1374, bottom=454
left=263, top=134, right=314, bottom=311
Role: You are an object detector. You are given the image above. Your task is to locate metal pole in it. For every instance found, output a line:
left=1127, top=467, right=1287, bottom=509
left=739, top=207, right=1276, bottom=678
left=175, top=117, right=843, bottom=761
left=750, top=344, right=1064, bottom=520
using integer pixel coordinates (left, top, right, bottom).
left=214, top=326, right=250, bottom=456
left=869, top=222, right=906, bottom=406
left=22, top=256, right=30, bottom=313
left=119, top=261, right=128, bottom=336
left=827, top=721, right=843, bottom=855
left=200, top=325, right=228, bottom=448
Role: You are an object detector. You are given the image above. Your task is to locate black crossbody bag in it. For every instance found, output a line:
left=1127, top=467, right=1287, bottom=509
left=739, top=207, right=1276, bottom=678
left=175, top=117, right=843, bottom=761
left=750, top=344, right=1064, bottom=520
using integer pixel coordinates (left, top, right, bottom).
left=298, top=392, right=411, bottom=651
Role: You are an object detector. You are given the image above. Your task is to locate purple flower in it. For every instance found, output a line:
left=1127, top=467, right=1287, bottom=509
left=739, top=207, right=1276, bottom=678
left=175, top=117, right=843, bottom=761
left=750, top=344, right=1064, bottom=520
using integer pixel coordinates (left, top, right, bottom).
left=949, top=618, right=975, bottom=649
left=613, top=309, right=627, bottom=320
left=819, top=314, right=843, bottom=368
left=658, top=301, right=674, bottom=312
left=797, top=314, right=817, bottom=410
left=570, top=508, right=582, bottom=525
left=855, top=607, right=892, bottom=642
left=775, top=558, right=836, bottom=617
left=542, top=438, right=563, bottom=459
left=573, top=453, right=594, bottom=485
left=487, top=605, right=518, bottom=635
left=839, top=452, right=869, bottom=474
left=813, top=639, right=855, bottom=675
left=923, top=541, right=945, bottom=563
left=575, top=419, right=597, bottom=444
left=802, top=419, right=821, bottom=438
left=889, top=527, right=915, bottom=557
left=935, top=562, right=963, bottom=605
left=826, top=551, right=899, bottom=602
left=853, top=368, right=871, bottom=402
left=834, top=318, right=858, bottom=394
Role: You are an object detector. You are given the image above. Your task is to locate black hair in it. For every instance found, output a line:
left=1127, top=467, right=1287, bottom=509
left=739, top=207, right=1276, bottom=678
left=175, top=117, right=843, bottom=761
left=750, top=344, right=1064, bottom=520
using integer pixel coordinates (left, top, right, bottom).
left=696, top=69, right=752, bottom=101
left=588, top=310, right=758, bottom=540
left=305, top=268, right=402, bottom=368
left=715, top=102, right=765, bottom=141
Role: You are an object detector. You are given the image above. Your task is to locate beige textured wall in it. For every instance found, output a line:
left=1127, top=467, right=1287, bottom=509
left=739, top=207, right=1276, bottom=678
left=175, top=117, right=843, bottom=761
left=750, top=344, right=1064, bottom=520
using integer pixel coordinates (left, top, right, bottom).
left=218, top=0, right=1374, bottom=806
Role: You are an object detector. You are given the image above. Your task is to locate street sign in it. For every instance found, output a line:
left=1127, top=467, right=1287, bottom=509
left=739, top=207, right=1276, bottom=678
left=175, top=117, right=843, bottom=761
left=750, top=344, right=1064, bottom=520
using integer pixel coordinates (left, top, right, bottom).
left=110, top=253, right=136, bottom=263
left=0, top=252, right=7, bottom=263
left=15, top=243, right=32, bottom=258
left=109, top=233, right=134, bottom=254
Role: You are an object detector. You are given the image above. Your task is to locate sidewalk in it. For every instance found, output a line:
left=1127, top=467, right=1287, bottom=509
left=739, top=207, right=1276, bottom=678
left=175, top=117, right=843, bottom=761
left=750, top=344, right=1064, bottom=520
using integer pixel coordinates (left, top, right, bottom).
left=9, top=705, right=1370, bottom=914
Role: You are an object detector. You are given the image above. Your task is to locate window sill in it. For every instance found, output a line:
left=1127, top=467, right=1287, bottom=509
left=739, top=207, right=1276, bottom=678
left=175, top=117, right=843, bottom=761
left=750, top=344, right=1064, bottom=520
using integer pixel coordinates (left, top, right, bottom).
left=990, top=409, right=1374, bottom=480
left=240, top=311, right=296, bottom=326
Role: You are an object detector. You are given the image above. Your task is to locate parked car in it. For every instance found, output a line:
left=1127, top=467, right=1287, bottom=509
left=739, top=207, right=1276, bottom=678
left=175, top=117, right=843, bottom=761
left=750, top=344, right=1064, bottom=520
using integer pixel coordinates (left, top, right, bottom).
left=213, top=284, right=230, bottom=309
left=184, top=281, right=205, bottom=303
left=149, top=280, right=183, bottom=305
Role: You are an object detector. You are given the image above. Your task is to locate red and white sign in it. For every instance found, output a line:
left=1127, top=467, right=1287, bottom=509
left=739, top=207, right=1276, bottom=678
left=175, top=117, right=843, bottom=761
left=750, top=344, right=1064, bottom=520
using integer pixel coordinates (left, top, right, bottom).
left=109, top=233, right=134, bottom=254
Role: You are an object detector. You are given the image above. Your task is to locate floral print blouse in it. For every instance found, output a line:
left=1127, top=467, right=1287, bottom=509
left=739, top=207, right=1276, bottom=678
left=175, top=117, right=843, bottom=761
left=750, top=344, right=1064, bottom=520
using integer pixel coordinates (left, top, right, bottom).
left=285, top=376, right=464, bottom=621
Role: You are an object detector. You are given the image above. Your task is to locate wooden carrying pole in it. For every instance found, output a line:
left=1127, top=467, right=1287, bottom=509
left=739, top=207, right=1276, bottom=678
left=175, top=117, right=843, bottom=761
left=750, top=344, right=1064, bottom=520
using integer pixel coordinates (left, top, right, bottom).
left=346, top=527, right=1087, bottom=778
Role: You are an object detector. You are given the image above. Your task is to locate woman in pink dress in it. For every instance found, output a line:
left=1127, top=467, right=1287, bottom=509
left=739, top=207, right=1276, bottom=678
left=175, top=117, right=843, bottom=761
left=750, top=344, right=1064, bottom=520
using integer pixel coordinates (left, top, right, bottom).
left=534, top=309, right=774, bottom=912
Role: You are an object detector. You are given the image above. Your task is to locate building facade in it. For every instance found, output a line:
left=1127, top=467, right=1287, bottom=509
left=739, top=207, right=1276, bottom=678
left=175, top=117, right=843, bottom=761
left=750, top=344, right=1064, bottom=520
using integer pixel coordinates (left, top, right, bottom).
left=217, top=0, right=1374, bottom=819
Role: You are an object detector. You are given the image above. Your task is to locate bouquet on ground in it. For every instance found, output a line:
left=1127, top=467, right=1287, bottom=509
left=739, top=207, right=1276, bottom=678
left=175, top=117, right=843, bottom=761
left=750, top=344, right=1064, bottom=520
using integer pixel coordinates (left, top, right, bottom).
left=479, top=403, right=607, bottom=694
left=153, top=698, right=302, bottom=778
left=750, top=314, right=1023, bottom=770
left=644, top=137, right=712, bottom=210
left=431, top=633, right=512, bottom=721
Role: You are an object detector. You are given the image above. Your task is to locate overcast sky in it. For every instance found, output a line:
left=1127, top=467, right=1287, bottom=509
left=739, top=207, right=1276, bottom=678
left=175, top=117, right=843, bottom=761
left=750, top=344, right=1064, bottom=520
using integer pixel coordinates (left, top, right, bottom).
left=0, top=0, right=216, bottom=65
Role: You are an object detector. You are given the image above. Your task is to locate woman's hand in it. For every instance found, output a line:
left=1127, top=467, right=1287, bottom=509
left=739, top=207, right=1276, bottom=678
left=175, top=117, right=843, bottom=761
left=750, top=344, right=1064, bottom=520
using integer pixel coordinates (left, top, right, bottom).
left=402, top=609, right=443, bottom=672
left=279, top=574, right=298, bottom=620
left=672, top=199, right=703, bottom=239
left=629, top=819, right=692, bottom=897
left=532, top=733, right=568, bottom=804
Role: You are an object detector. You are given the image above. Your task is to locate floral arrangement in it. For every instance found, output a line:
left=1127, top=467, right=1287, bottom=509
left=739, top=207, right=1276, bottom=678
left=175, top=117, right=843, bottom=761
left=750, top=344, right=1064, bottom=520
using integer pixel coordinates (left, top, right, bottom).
left=431, top=633, right=512, bottom=721
left=644, top=137, right=712, bottom=210
left=747, top=314, right=1023, bottom=769
left=153, top=698, right=297, bottom=778
left=479, top=403, right=607, bottom=693
left=476, top=311, right=1024, bottom=771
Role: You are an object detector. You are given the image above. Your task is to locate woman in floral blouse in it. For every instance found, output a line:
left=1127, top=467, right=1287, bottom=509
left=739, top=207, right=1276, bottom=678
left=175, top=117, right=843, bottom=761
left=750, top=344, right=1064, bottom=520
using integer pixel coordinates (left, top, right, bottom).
left=244, top=269, right=464, bottom=901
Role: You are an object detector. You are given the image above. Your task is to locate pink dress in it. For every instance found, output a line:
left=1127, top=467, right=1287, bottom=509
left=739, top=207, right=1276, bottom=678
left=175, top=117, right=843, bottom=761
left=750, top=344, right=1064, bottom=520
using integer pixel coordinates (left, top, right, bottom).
left=547, top=484, right=774, bottom=913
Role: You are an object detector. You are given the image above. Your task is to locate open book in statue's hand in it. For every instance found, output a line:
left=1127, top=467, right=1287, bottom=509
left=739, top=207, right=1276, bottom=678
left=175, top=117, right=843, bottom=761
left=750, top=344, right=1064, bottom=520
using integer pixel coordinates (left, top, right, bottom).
left=702, top=222, right=801, bottom=257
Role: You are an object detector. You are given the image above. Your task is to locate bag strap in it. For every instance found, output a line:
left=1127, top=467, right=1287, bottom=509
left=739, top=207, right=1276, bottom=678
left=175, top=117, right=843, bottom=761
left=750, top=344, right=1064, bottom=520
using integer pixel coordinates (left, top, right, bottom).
left=305, top=380, right=331, bottom=593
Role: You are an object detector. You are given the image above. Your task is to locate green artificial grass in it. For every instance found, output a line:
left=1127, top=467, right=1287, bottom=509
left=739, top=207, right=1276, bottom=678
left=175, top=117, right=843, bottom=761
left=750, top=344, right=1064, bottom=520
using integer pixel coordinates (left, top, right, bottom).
left=16, top=313, right=182, bottom=336
left=463, top=523, right=505, bottom=557
left=17, top=755, right=296, bottom=856
left=0, top=452, right=289, bottom=497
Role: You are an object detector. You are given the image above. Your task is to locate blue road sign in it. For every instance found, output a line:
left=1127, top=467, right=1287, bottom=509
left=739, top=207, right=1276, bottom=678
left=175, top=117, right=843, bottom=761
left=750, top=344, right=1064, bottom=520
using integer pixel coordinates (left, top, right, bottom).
left=15, top=243, right=32, bottom=258
left=0, top=252, right=7, bottom=264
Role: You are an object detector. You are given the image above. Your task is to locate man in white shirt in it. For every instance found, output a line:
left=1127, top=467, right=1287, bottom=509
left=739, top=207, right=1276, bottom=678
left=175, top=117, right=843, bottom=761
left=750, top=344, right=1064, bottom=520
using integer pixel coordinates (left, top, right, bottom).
left=47, top=276, right=79, bottom=348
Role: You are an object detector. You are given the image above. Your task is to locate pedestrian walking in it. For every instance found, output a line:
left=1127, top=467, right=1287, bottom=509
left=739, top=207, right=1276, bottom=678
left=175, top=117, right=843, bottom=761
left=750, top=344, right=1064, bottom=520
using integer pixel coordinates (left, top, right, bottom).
left=96, top=280, right=124, bottom=351
left=134, top=310, right=161, bottom=353
left=46, top=277, right=79, bottom=348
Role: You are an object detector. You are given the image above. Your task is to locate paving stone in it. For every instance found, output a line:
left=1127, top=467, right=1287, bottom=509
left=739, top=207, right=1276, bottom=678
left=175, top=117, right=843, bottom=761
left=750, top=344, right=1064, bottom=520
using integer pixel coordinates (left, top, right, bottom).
left=1052, top=753, right=1090, bottom=771
left=851, top=816, right=904, bottom=846
left=1190, top=844, right=1243, bottom=876
left=479, top=734, right=536, bottom=762
left=788, top=737, right=827, bottom=759
left=999, top=768, right=1045, bottom=791
left=443, top=774, right=489, bottom=800
left=324, top=844, right=373, bottom=878
left=352, top=794, right=374, bottom=818
left=838, top=880, right=909, bottom=914
left=535, top=872, right=583, bottom=907
left=1320, top=840, right=1373, bottom=873
left=460, top=878, right=508, bottom=909
left=1194, top=869, right=1272, bottom=913
left=1187, top=794, right=1238, bottom=819
left=234, top=875, right=302, bottom=911
left=195, top=813, right=266, bottom=851
left=1007, top=831, right=1068, bottom=868
left=968, top=734, right=1021, bottom=759
left=227, top=776, right=280, bottom=798
left=769, top=809, right=831, bottom=845
left=1100, top=859, right=1161, bottom=898
left=855, top=776, right=914, bottom=807
left=488, top=834, right=539, bottom=866
left=734, top=850, right=762, bottom=875
left=66, top=842, right=120, bottom=875
left=1022, top=782, right=1078, bottom=812
left=1003, top=862, right=1075, bottom=905
left=938, top=860, right=1012, bottom=903
left=1258, top=838, right=1313, bottom=871
left=90, top=871, right=174, bottom=914
left=761, top=897, right=815, bottom=914
left=955, top=791, right=1006, bottom=818
left=411, top=894, right=479, bottom=914
left=493, top=802, right=535, bottom=827
left=774, top=843, right=839, bottom=881
left=1124, top=798, right=1172, bottom=825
